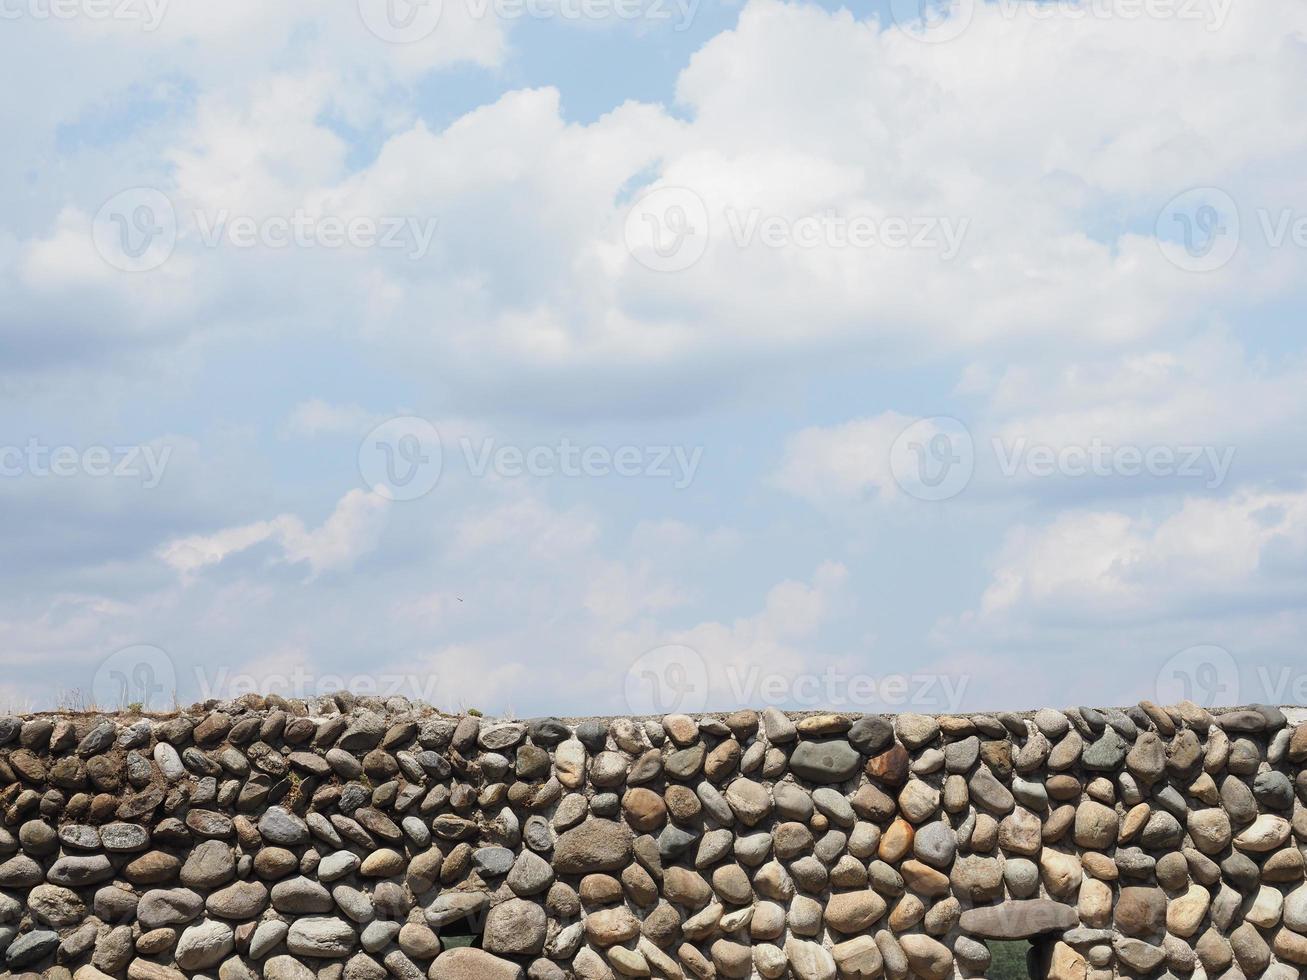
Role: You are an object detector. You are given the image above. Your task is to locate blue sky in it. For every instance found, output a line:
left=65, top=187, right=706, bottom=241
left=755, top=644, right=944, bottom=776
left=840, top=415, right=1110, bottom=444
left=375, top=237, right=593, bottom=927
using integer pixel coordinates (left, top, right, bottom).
left=2, top=0, right=1307, bottom=717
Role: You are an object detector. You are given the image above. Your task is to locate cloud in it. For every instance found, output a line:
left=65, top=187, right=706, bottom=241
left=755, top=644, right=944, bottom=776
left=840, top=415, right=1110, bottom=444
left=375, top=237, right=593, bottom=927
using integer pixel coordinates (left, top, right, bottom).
left=158, top=488, right=391, bottom=580
left=949, top=487, right=1307, bottom=630
left=771, top=412, right=914, bottom=507
left=16, top=0, right=1306, bottom=401
left=5, top=0, right=1307, bottom=720
left=597, top=560, right=852, bottom=711
left=451, top=494, right=600, bottom=559
left=283, top=399, right=388, bottom=438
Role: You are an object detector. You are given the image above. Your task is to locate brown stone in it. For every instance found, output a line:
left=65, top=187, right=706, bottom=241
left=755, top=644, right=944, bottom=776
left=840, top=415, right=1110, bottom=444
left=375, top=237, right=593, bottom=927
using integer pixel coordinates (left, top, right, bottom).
left=865, top=744, right=910, bottom=786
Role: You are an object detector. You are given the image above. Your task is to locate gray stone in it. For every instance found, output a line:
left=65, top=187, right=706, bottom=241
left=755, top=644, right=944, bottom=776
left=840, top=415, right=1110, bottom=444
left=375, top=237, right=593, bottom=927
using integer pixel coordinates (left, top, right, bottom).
left=789, top=740, right=861, bottom=782
left=760, top=707, right=797, bottom=743
left=5, top=928, right=59, bottom=968
left=483, top=898, right=547, bottom=956
left=913, top=821, right=957, bottom=869
left=264, top=954, right=318, bottom=980
left=1082, top=729, right=1129, bottom=770
left=507, top=850, right=554, bottom=896
left=180, top=840, right=235, bottom=889
left=473, top=846, right=515, bottom=876
left=100, top=822, right=149, bottom=852
left=138, top=887, right=205, bottom=929
left=250, top=920, right=290, bottom=959
left=959, top=899, right=1079, bottom=939
left=175, top=919, right=236, bottom=970
left=287, top=917, right=357, bottom=958
left=553, top=819, right=632, bottom=874
left=259, top=807, right=309, bottom=845
left=47, top=854, right=114, bottom=888
left=271, top=876, right=333, bottom=913
left=848, top=716, right=894, bottom=755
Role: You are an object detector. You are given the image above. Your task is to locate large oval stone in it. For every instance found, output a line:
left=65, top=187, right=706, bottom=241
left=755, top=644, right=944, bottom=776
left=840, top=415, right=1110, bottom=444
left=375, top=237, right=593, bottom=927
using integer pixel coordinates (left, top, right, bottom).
left=789, top=740, right=861, bottom=783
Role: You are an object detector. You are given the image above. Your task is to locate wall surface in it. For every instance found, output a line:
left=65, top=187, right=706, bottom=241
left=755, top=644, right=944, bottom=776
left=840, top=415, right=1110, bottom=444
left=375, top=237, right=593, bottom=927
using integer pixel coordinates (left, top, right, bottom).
left=1, top=698, right=1306, bottom=980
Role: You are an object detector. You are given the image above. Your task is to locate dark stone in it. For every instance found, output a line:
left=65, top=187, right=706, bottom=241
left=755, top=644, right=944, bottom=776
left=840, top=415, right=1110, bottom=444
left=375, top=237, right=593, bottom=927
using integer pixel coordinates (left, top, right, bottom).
left=789, top=740, right=861, bottom=783
left=847, top=716, right=894, bottom=755
left=527, top=718, right=571, bottom=747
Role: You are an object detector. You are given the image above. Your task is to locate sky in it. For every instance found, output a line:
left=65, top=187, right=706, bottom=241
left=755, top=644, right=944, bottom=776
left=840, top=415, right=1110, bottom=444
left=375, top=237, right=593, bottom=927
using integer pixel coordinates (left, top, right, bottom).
left=2, top=0, right=1306, bottom=718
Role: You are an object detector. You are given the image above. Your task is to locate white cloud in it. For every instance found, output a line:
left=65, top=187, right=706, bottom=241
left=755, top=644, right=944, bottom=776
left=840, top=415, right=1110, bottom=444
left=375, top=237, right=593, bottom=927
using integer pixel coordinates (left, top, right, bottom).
left=771, top=412, right=914, bottom=507
left=6, top=0, right=1307, bottom=718
left=451, top=494, right=600, bottom=559
left=12, top=0, right=1307, bottom=399
left=595, top=560, right=851, bottom=711
left=955, top=488, right=1307, bottom=628
left=158, top=488, right=391, bottom=580
left=283, top=399, right=388, bottom=438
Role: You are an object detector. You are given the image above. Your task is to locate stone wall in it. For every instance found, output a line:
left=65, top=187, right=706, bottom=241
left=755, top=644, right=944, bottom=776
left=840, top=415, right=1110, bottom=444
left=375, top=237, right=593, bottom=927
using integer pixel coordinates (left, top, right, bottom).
left=1, top=698, right=1306, bottom=980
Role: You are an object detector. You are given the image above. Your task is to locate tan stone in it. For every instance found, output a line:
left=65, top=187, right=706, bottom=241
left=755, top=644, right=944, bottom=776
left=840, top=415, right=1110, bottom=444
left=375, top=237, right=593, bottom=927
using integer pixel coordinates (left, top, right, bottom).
left=1187, top=809, right=1232, bottom=855
left=878, top=818, right=914, bottom=863
left=1047, top=941, right=1087, bottom=980
left=608, top=945, right=651, bottom=977
left=663, top=867, right=711, bottom=909
left=1078, top=878, right=1113, bottom=928
left=832, top=935, right=883, bottom=978
left=427, top=949, right=524, bottom=980
left=1039, top=849, right=1083, bottom=899
left=898, top=934, right=953, bottom=980
left=1235, top=814, right=1291, bottom=853
left=1119, top=803, right=1150, bottom=843
left=1073, top=802, right=1117, bottom=849
left=888, top=894, right=925, bottom=931
left=900, top=860, right=951, bottom=896
left=1080, top=851, right=1117, bottom=881
left=824, top=890, right=887, bottom=933
left=1167, top=883, right=1212, bottom=938
left=998, top=808, right=1042, bottom=856
left=1273, top=927, right=1307, bottom=966
left=584, top=907, right=642, bottom=946
left=785, top=938, right=837, bottom=980
left=1245, top=885, right=1283, bottom=929
left=621, top=788, right=666, bottom=833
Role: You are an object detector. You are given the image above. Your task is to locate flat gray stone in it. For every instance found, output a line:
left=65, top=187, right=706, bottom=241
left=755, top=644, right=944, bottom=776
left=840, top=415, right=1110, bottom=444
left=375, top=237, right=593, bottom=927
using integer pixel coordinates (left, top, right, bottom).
left=789, top=740, right=861, bottom=782
left=959, top=899, right=1079, bottom=939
